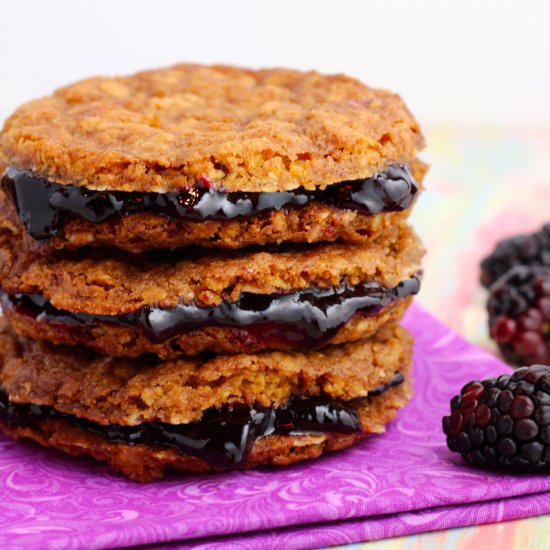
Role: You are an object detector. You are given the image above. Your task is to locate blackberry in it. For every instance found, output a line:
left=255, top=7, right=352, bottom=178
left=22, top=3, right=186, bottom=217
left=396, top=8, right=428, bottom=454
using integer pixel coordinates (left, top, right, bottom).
left=443, top=365, right=550, bottom=471
left=480, top=223, right=550, bottom=288
left=487, top=266, right=550, bottom=366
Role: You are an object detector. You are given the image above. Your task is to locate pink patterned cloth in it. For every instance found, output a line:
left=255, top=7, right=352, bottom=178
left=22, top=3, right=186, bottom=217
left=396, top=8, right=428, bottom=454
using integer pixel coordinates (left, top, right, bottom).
left=1, top=304, right=549, bottom=549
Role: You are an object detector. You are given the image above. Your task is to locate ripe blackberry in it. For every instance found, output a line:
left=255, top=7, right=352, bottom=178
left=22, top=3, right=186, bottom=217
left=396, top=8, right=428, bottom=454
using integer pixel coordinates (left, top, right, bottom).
left=443, top=365, right=550, bottom=471
left=487, top=266, right=550, bottom=366
left=480, top=223, right=550, bottom=288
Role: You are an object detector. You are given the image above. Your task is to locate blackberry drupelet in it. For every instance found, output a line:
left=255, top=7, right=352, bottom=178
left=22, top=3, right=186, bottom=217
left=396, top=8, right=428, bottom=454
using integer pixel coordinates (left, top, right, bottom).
left=487, top=266, right=550, bottom=366
left=443, top=365, right=550, bottom=471
left=480, top=223, right=550, bottom=288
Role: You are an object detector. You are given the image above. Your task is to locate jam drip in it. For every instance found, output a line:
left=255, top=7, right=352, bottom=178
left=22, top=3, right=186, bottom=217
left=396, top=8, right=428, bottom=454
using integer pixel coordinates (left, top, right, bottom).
left=1, top=165, right=418, bottom=240
left=0, top=373, right=403, bottom=468
left=1, top=275, right=421, bottom=347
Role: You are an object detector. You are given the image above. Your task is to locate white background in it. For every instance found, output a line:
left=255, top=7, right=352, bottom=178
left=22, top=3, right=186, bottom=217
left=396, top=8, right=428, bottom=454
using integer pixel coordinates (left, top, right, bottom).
left=1, top=0, right=550, bottom=127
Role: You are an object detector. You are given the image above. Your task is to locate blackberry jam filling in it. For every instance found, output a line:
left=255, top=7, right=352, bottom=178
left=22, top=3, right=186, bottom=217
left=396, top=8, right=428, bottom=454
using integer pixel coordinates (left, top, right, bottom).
left=0, top=373, right=403, bottom=468
left=0, top=275, right=421, bottom=348
left=1, top=165, right=418, bottom=240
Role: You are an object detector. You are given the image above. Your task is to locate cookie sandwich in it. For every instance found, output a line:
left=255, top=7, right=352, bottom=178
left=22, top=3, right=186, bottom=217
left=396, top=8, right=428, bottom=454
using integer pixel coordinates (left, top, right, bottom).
left=0, top=65, right=425, bottom=481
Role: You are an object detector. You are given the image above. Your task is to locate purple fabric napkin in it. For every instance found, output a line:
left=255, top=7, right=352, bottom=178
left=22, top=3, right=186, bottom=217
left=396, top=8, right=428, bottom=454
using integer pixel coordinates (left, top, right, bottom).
left=1, top=304, right=549, bottom=549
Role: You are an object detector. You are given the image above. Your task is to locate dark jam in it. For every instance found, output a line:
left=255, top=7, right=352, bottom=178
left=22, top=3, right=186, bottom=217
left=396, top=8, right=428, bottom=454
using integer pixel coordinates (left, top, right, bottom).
left=0, top=275, right=421, bottom=347
left=1, top=165, right=418, bottom=240
left=0, top=373, right=403, bottom=468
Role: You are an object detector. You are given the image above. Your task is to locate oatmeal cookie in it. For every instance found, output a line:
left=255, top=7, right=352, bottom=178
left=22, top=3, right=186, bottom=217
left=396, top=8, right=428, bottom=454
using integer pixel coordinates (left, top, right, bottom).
left=0, top=320, right=412, bottom=481
left=0, top=64, right=425, bottom=251
left=0, top=221, right=423, bottom=356
left=0, top=64, right=424, bottom=193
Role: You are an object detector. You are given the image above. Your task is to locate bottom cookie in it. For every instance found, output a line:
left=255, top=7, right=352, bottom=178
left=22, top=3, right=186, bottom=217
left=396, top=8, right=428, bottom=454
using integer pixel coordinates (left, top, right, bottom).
left=0, top=320, right=412, bottom=482
left=0, top=376, right=410, bottom=482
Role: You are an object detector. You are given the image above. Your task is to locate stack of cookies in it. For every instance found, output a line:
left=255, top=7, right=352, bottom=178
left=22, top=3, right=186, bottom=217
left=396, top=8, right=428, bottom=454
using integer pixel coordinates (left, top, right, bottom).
left=0, top=65, right=425, bottom=481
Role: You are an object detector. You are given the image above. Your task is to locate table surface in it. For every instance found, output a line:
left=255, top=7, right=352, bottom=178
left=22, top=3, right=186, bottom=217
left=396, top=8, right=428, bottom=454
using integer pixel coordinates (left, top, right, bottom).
left=336, top=126, right=550, bottom=550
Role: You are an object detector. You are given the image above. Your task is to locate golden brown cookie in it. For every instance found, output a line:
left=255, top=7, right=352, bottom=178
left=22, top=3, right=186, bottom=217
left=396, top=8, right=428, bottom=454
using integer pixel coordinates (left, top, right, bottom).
left=0, top=320, right=412, bottom=481
left=0, top=319, right=412, bottom=423
left=0, top=64, right=425, bottom=252
left=1, top=64, right=424, bottom=192
left=0, top=381, right=410, bottom=482
left=0, top=220, right=423, bottom=357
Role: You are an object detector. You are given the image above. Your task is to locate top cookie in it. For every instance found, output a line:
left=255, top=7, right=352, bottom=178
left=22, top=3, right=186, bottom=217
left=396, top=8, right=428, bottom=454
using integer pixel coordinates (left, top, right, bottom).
left=0, top=64, right=423, bottom=193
